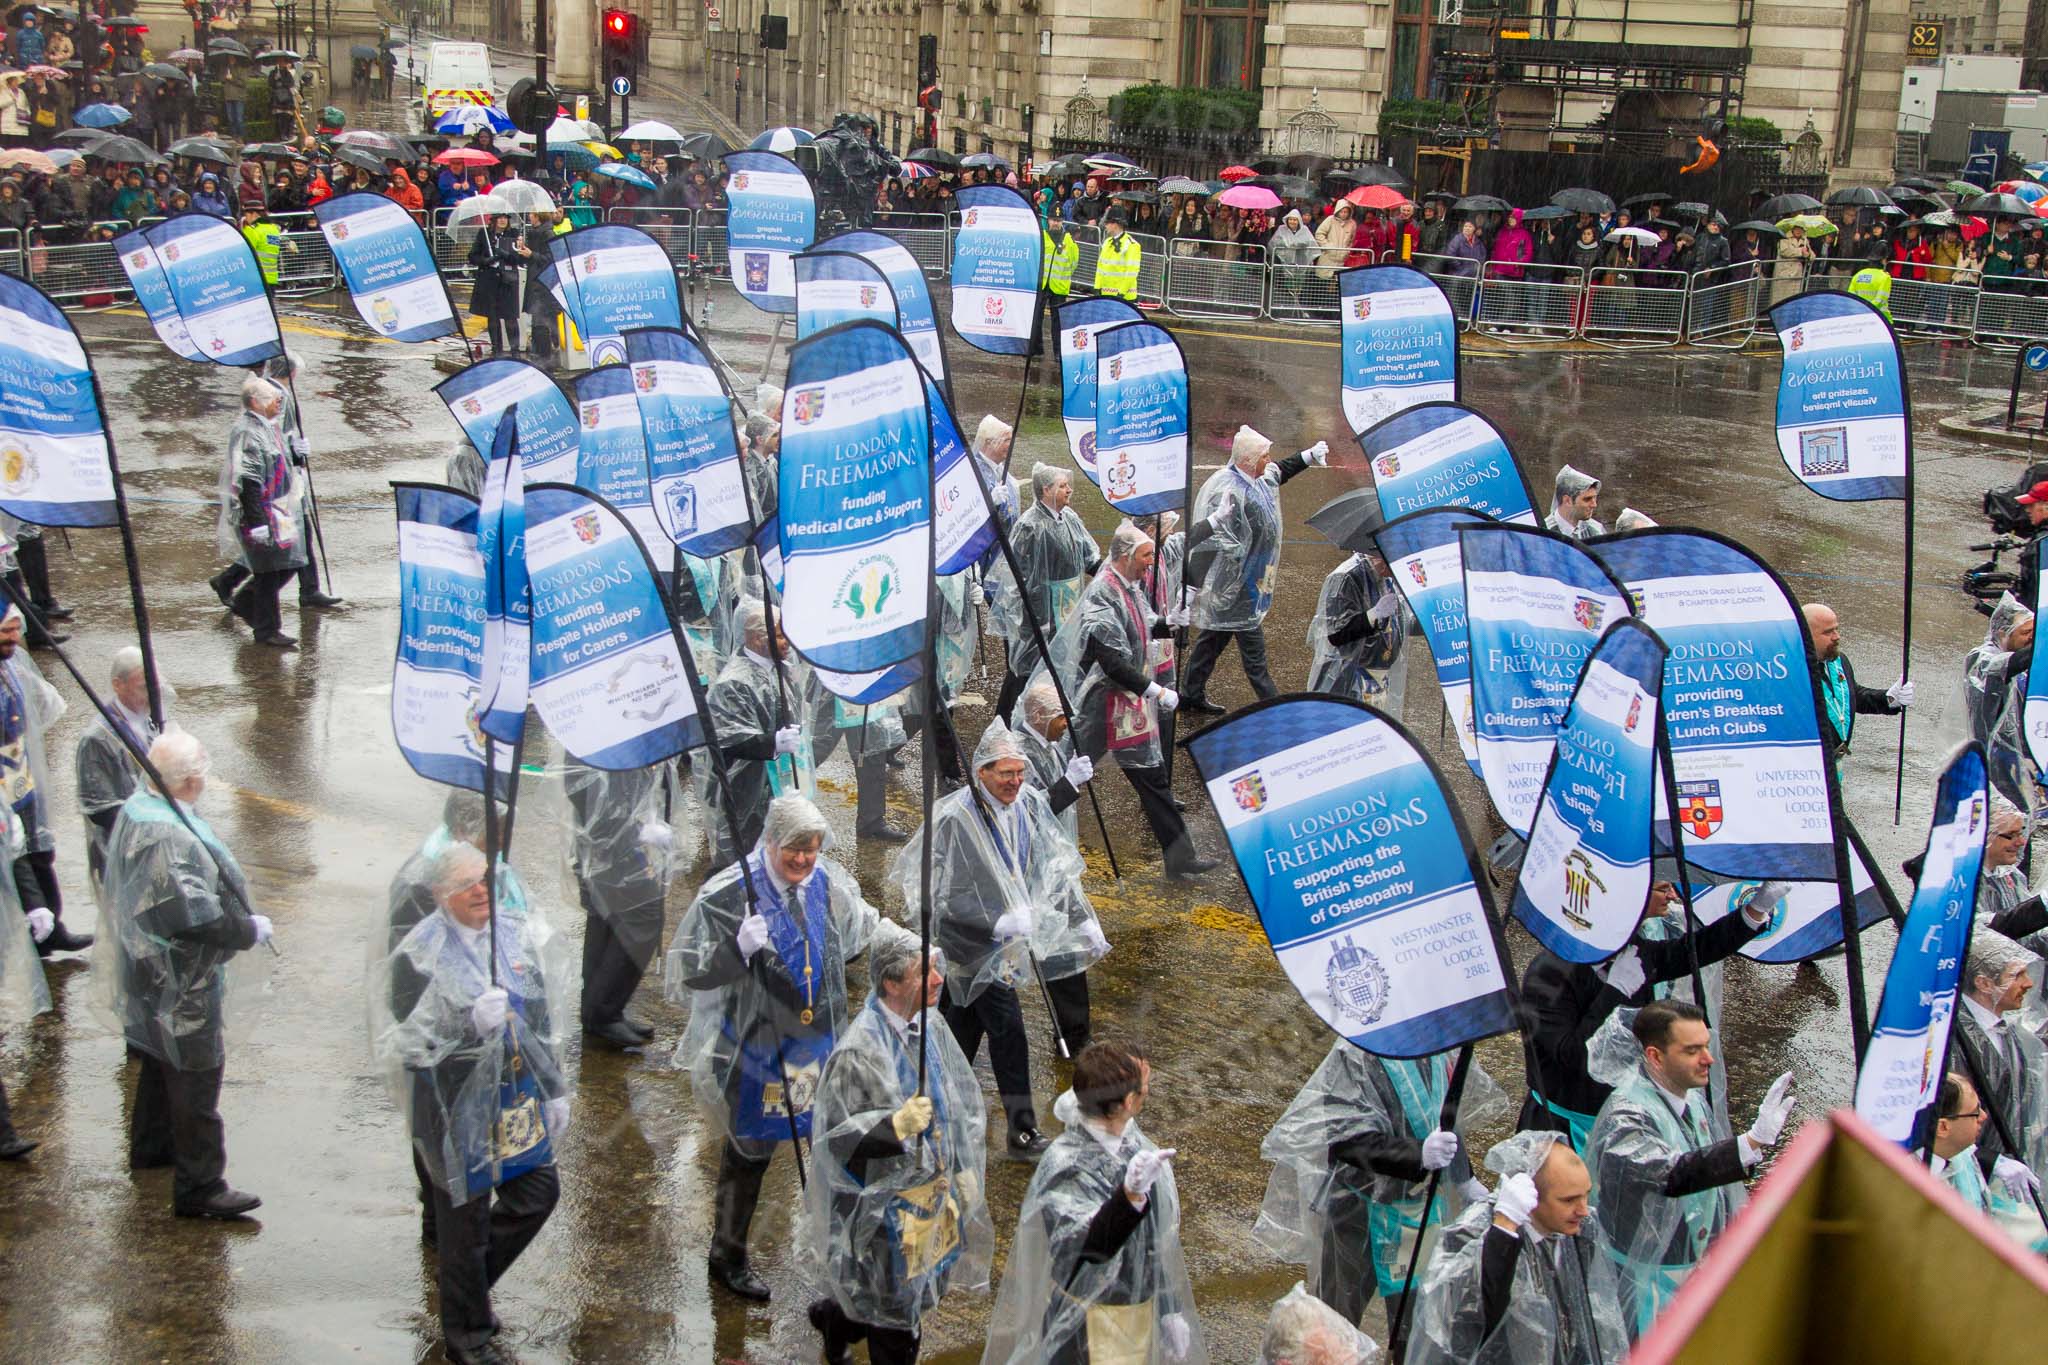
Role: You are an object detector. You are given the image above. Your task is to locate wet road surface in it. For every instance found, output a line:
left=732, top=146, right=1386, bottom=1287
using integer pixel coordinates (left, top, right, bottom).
left=0, top=290, right=2027, bottom=1362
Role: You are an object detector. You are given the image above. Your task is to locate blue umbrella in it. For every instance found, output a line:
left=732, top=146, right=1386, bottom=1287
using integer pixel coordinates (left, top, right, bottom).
left=74, top=102, right=131, bottom=128
left=435, top=104, right=515, bottom=136
left=750, top=126, right=813, bottom=153
left=592, top=161, right=658, bottom=191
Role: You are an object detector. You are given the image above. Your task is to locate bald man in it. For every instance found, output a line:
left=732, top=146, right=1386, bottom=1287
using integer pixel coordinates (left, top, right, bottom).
left=1802, top=602, right=1910, bottom=764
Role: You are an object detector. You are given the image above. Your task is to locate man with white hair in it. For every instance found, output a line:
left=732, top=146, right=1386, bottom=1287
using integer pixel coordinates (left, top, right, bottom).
left=667, top=794, right=891, bottom=1302
left=1953, top=932, right=2048, bottom=1197
left=1546, top=465, right=1605, bottom=541
left=703, top=599, right=808, bottom=866
left=75, top=644, right=166, bottom=885
left=742, top=412, right=782, bottom=524
left=1179, top=425, right=1330, bottom=714
left=103, top=731, right=273, bottom=1219
left=1009, top=678, right=1094, bottom=842
left=0, top=598, right=86, bottom=954
left=970, top=414, right=1021, bottom=535
left=990, top=462, right=1100, bottom=723
left=207, top=375, right=308, bottom=648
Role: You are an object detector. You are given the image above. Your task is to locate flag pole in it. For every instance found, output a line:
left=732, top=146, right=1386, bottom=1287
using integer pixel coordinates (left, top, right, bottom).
left=87, top=369, right=164, bottom=731
left=1654, top=721, right=1715, bottom=1079
left=1387, top=1042, right=1473, bottom=1353
left=919, top=464, right=939, bottom=1096
left=481, top=735, right=501, bottom=988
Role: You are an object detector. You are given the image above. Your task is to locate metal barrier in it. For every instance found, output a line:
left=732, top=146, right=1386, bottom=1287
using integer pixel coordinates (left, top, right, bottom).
left=1580, top=266, right=1690, bottom=348
left=1265, top=260, right=1339, bottom=324
left=29, top=233, right=132, bottom=304
left=1163, top=239, right=1266, bottom=318
left=1683, top=263, right=1765, bottom=348
left=1409, top=253, right=1481, bottom=327
left=273, top=228, right=336, bottom=297
left=430, top=207, right=476, bottom=280
left=1972, top=282, right=2048, bottom=350
left=693, top=207, right=730, bottom=278
left=602, top=205, right=694, bottom=264
left=1890, top=274, right=1980, bottom=338
left=872, top=212, right=951, bottom=277
left=1474, top=261, right=1584, bottom=340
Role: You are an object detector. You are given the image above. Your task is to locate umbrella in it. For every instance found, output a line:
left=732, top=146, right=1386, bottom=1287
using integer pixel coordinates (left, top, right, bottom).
left=1345, top=184, right=1411, bottom=211
left=1245, top=173, right=1315, bottom=199
left=1105, top=164, right=1156, bottom=182
left=434, top=104, right=514, bottom=136
left=242, top=141, right=304, bottom=161
left=1421, top=190, right=1458, bottom=204
left=1346, top=163, right=1412, bottom=190
left=750, top=125, right=814, bottom=152
left=1963, top=192, right=2037, bottom=218
left=620, top=119, right=685, bottom=142
left=1962, top=216, right=1990, bottom=240
left=962, top=151, right=1011, bottom=172
left=1286, top=151, right=1335, bottom=177
left=1622, top=191, right=1671, bottom=209
left=1919, top=210, right=1961, bottom=228
left=1041, top=153, right=1092, bottom=179
left=205, top=37, right=248, bottom=57
left=1604, top=226, right=1659, bottom=246
left=21, top=64, right=64, bottom=80
left=143, top=62, right=187, bottom=80
left=49, top=126, right=109, bottom=149
left=904, top=146, right=960, bottom=170
left=593, top=161, right=658, bottom=191
left=1248, top=157, right=1287, bottom=175
left=676, top=131, right=729, bottom=162
left=87, top=134, right=156, bottom=164
left=542, top=115, right=603, bottom=144
left=335, top=130, right=412, bottom=158
left=896, top=161, right=935, bottom=181
left=333, top=145, right=390, bottom=176
left=577, top=141, right=622, bottom=160
left=166, top=135, right=234, bottom=162
left=1217, top=164, right=1257, bottom=183
left=1672, top=200, right=1712, bottom=218
left=1730, top=219, right=1783, bottom=235
left=1775, top=214, right=1836, bottom=236
left=1216, top=183, right=1281, bottom=210
left=1110, top=189, right=1158, bottom=205
left=349, top=43, right=378, bottom=59
left=446, top=193, right=515, bottom=228
left=1453, top=194, right=1511, bottom=213
left=491, top=178, right=554, bottom=214
left=434, top=146, right=499, bottom=167
left=1995, top=179, right=2048, bottom=206
left=1755, top=192, right=1823, bottom=219
left=1825, top=185, right=1893, bottom=207
left=1157, top=176, right=1208, bottom=197
left=1083, top=153, right=1139, bottom=170
left=166, top=48, right=202, bottom=61
left=1946, top=179, right=1981, bottom=197
left=1551, top=187, right=1616, bottom=214
left=0, top=148, right=54, bottom=174
left=1320, top=169, right=1366, bottom=190
left=1885, top=188, right=1943, bottom=211
left=1519, top=204, right=1572, bottom=221
left=1305, top=488, right=1386, bottom=556
left=255, top=49, right=301, bottom=64
left=41, top=147, right=76, bottom=168
left=1893, top=174, right=1945, bottom=191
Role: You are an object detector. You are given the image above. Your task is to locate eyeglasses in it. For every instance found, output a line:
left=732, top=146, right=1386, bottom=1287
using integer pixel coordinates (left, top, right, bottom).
left=1947, top=1109, right=1985, bottom=1121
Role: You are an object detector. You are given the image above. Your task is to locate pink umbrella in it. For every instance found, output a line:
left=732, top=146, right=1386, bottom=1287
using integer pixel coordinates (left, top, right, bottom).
left=0, top=148, right=55, bottom=175
left=1216, top=183, right=1281, bottom=211
left=434, top=147, right=501, bottom=167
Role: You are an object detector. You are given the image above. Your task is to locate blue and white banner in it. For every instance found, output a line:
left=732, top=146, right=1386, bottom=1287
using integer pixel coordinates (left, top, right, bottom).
left=143, top=212, right=282, bottom=366
left=1338, top=265, right=1460, bottom=437
left=1187, top=696, right=1516, bottom=1056
left=572, top=365, right=665, bottom=549
left=1378, top=506, right=1496, bottom=776
left=392, top=483, right=516, bottom=790
left=1095, top=322, right=1189, bottom=518
left=313, top=191, right=457, bottom=342
left=1589, top=530, right=1838, bottom=881
left=435, top=357, right=579, bottom=485
left=1056, top=296, right=1143, bottom=488
left=0, top=276, right=119, bottom=527
left=622, top=327, right=751, bottom=558
left=1461, top=524, right=1634, bottom=835
left=817, top=229, right=947, bottom=384
left=794, top=250, right=897, bottom=340
left=753, top=515, right=784, bottom=597
left=1855, top=742, right=1988, bottom=1147
left=1691, top=834, right=1889, bottom=963
left=1510, top=619, right=1665, bottom=964
left=114, top=230, right=204, bottom=361
left=1358, top=402, right=1536, bottom=527
left=542, top=224, right=682, bottom=367
left=927, top=371, right=995, bottom=576
left=723, top=150, right=817, bottom=315
left=776, top=321, right=931, bottom=690
left=949, top=185, right=1042, bottom=356
left=475, top=411, right=530, bottom=744
left=524, top=482, right=705, bottom=767
left=1769, top=292, right=1910, bottom=503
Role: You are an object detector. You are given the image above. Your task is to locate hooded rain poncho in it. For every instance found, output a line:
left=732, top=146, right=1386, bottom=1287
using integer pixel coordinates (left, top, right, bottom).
left=563, top=760, right=677, bottom=960
left=1306, top=553, right=1409, bottom=711
left=0, top=806, right=47, bottom=1023
left=1189, top=459, right=1284, bottom=631
left=989, top=499, right=1099, bottom=675
left=1046, top=561, right=1171, bottom=769
left=74, top=713, right=149, bottom=875
left=702, top=648, right=816, bottom=862
left=0, top=648, right=62, bottom=856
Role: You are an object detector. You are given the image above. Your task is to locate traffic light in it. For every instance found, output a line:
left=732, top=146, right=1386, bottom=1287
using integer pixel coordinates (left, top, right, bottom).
left=601, top=8, right=636, bottom=65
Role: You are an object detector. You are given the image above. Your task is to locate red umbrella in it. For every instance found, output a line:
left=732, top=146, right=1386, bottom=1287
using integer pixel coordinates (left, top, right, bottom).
left=1344, top=184, right=1411, bottom=211
left=434, top=147, right=500, bottom=167
left=1218, top=164, right=1257, bottom=183
left=1961, top=215, right=1990, bottom=240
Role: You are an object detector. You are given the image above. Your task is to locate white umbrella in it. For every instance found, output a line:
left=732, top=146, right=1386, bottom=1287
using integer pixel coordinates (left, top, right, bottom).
left=492, top=179, right=555, bottom=214
left=446, top=193, right=515, bottom=229
left=1603, top=226, right=1659, bottom=246
left=619, top=119, right=685, bottom=143
left=543, top=116, right=604, bottom=144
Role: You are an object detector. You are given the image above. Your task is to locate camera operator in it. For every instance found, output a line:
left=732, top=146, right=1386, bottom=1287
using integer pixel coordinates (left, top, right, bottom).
left=2015, top=479, right=2048, bottom=583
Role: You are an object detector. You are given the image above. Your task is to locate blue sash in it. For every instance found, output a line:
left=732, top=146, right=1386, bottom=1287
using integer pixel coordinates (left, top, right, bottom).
left=1235, top=465, right=1280, bottom=617
left=727, top=856, right=835, bottom=1142
left=442, top=921, right=553, bottom=1196
left=867, top=997, right=964, bottom=1289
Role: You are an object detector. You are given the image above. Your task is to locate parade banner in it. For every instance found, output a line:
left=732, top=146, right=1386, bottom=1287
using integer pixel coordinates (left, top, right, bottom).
left=391, top=483, right=516, bottom=790
left=818, top=229, right=947, bottom=385
left=621, top=327, right=751, bottom=558
left=114, top=230, right=205, bottom=361
left=541, top=224, right=682, bottom=367
left=1095, top=322, right=1189, bottom=518
left=572, top=365, right=665, bottom=549
left=776, top=321, right=931, bottom=691
left=1187, top=696, right=1517, bottom=1056
left=1377, top=506, right=1496, bottom=776
left=1510, top=619, right=1666, bottom=965
left=1690, top=834, right=1889, bottom=963
left=1855, top=742, right=1988, bottom=1147
left=1357, top=402, right=1537, bottom=527
left=2024, top=560, right=2048, bottom=779
left=927, top=370, right=995, bottom=576
left=522, top=482, right=705, bottom=767
left=794, top=250, right=898, bottom=340
left=949, top=185, right=1042, bottom=356
left=1589, top=529, right=1838, bottom=881
left=1769, top=292, right=1910, bottom=503
left=722, top=150, right=816, bottom=315
left=0, top=275, right=119, bottom=527
left=1056, top=296, right=1143, bottom=488
left=1338, top=265, right=1460, bottom=437
left=475, top=410, right=529, bottom=745
left=143, top=212, right=282, bottom=366
left=312, top=191, right=457, bottom=342
left=1461, top=524, right=1634, bottom=835
left=435, top=357, right=579, bottom=485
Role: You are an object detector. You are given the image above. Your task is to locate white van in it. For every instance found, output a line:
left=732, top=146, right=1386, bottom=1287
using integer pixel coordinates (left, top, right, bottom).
left=421, top=42, right=495, bottom=121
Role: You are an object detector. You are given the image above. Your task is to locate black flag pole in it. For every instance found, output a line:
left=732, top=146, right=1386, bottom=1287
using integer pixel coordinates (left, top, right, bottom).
left=1654, top=728, right=1717, bottom=1105
left=1893, top=308, right=1917, bottom=827
left=919, top=475, right=940, bottom=1095
left=481, top=735, right=501, bottom=987
left=999, top=290, right=1042, bottom=482
left=1388, top=1042, right=1474, bottom=1352
left=86, top=367, right=165, bottom=731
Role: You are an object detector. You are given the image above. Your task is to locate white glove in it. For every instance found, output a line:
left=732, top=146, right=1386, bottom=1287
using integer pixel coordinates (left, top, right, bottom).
left=993, top=906, right=1035, bottom=942
left=1145, top=682, right=1180, bottom=714
left=1063, top=754, right=1095, bottom=787
left=246, top=524, right=272, bottom=547
left=1301, top=440, right=1330, bottom=467
left=1887, top=679, right=1915, bottom=709
left=470, top=986, right=510, bottom=1035
left=1161, top=1312, right=1193, bottom=1361
left=1367, top=593, right=1400, bottom=624
left=543, top=1096, right=571, bottom=1136
left=1600, top=944, right=1646, bottom=998
left=736, top=912, right=771, bottom=962
left=1123, top=1146, right=1177, bottom=1201
left=1420, top=1128, right=1459, bottom=1171
left=1206, top=494, right=1236, bottom=530
left=1494, top=1171, right=1540, bottom=1228
left=638, top=820, right=675, bottom=850
left=1458, top=1176, right=1489, bottom=1205
left=773, top=723, right=803, bottom=755
left=250, top=914, right=274, bottom=945
left=287, top=432, right=310, bottom=463
left=1078, top=918, right=1109, bottom=955
left=24, top=907, right=51, bottom=942
left=1165, top=604, right=1192, bottom=629
left=891, top=1095, right=935, bottom=1141
left=954, top=1168, right=980, bottom=1209
left=1746, top=1070, right=1797, bottom=1148
left=967, top=580, right=986, bottom=609
left=1742, top=880, right=1791, bottom=925
left=1995, top=1154, right=2041, bottom=1202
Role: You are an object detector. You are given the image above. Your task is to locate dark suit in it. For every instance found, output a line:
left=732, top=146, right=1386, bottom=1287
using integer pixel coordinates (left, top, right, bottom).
left=1817, top=652, right=1899, bottom=760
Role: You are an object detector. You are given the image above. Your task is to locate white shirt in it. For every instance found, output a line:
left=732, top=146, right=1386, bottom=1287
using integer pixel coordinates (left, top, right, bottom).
left=1965, top=992, right=2009, bottom=1042
left=978, top=781, right=1024, bottom=865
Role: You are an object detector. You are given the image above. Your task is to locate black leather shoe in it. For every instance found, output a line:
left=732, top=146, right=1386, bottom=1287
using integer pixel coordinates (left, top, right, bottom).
left=807, top=1299, right=854, bottom=1365
left=39, top=923, right=92, bottom=954
left=857, top=822, right=911, bottom=845
left=298, top=592, right=346, bottom=609
left=1165, top=856, right=1221, bottom=882
left=1180, top=694, right=1225, bottom=716
left=175, top=1186, right=262, bottom=1219
left=584, top=1020, right=646, bottom=1051
left=709, top=1254, right=771, bottom=1301
left=622, top=1018, right=655, bottom=1042
left=446, top=1339, right=519, bottom=1365
left=39, top=606, right=73, bottom=622
left=0, top=1132, right=38, bottom=1161
left=208, top=572, right=237, bottom=609
left=254, top=632, right=298, bottom=650
left=1007, top=1127, right=1051, bottom=1163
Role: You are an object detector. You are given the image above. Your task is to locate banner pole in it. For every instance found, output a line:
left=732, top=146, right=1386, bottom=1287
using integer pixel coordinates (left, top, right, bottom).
left=919, top=479, right=939, bottom=1096
left=1388, top=1042, right=1473, bottom=1353
left=280, top=370, right=335, bottom=589
left=481, top=735, right=500, bottom=988
left=757, top=314, right=788, bottom=385
left=91, top=372, right=165, bottom=730
left=999, top=291, right=1042, bottom=481
left=1654, top=725, right=1714, bottom=1089
left=1894, top=311, right=1916, bottom=827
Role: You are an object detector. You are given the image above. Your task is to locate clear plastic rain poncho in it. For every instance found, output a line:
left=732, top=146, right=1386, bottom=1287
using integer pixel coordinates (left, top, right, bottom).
left=1258, top=1282, right=1379, bottom=1365
left=0, top=806, right=47, bottom=1024
left=93, top=792, right=263, bottom=1070
left=1190, top=460, right=1284, bottom=631
left=1583, top=903, right=1733, bottom=1132
left=674, top=548, right=743, bottom=674
left=1954, top=968, right=2048, bottom=1180
left=0, top=648, right=64, bottom=856
left=1404, top=1131, right=1631, bottom=1365
left=889, top=721, right=1106, bottom=1006
left=563, top=760, right=677, bottom=958
left=388, top=823, right=534, bottom=954
left=74, top=713, right=146, bottom=874
left=1582, top=1044, right=1746, bottom=1338
left=1306, top=554, right=1410, bottom=713
left=808, top=665, right=907, bottom=768
left=806, top=989, right=994, bottom=1333
left=216, top=407, right=308, bottom=573
left=701, top=647, right=816, bottom=863
left=1010, top=693, right=1082, bottom=842
left=371, top=898, right=573, bottom=1206
left=981, top=1121, right=1210, bottom=1364
left=1254, top=1041, right=1504, bottom=1317
left=445, top=440, right=486, bottom=498
left=931, top=571, right=978, bottom=707
left=988, top=495, right=1099, bottom=675
left=1963, top=598, right=2046, bottom=817
left=1045, top=560, right=1170, bottom=770
left=665, top=844, right=885, bottom=1157
left=1544, top=466, right=1606, bottom=542
left=1936, top=1142, right=2048, bottom=1254
left=1964, top=594, right=2031, bottom=748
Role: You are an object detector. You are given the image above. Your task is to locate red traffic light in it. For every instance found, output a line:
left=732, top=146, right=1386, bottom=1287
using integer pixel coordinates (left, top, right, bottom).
left=604, top=9, right=630, bottom=35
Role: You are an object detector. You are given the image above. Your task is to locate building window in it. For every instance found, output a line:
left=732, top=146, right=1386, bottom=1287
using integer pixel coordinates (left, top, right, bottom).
left=1179, top=0, right=1268, bottom=91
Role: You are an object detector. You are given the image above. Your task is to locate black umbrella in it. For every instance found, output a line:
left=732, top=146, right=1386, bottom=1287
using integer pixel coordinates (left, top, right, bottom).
left=1421, top=190, right=1458, bottom=204
left=1453, top=194, right=1511, bottom=213
left=1286, top=151, right=1335, bottom=177
left=1826, top=185, right=1893, bottom=207
left=88, top=134, right=157, bottom=164
left=1110, top=189, right=1159, bottom=205
left=1730, top=219, right=1784, bottom=235
left=676, top=132, right=730, bottom=163
left=1320, top=168, right=1365, bottom=191
left=1885, top=188, right=1943, bottom=211
left=1246, top=173, right=1316, bottom=200
left=1965, top=192, right=2037, bottom=218
left=333, top=145, right=390, bottom=176
left=102, top=15, right=144, bottom=26
left=49, top=126, right=111, bottom=149
left=1672, top=200, right=1712, bottom=218
left=1894, top=174, right=1946, bottom=192
left=167, top=135, right=235, bottom=159
left=1306, top=488, right=1388, bottom=556
left=1622, top=191, right=1671, bottom=209
left=350, top=42, right=378, bottom=59
left=903, top=146, right=960, bottom=170
left=1754, top=192, right=1823, bottom=219
left=255, top=48, right=301, bottom=64
left=1043, top=153, right=1092, bottom=180
left=1349, top=163, right=1411, bottom=190
left=1248, top=156, right=1287, bottom=175
left=1550, top=187, right=1615, bottom=214
left=1643, top=217, right=1682, bottom=232
left=142, top=62, right=189, bottom=81
left=205, top=36, right=248, bottom=56
left=960, top=151, right=1010, bottom=171
left=242, top=141, right=304, bottom=161
left=1520, top=204, right=1572, bottom=221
